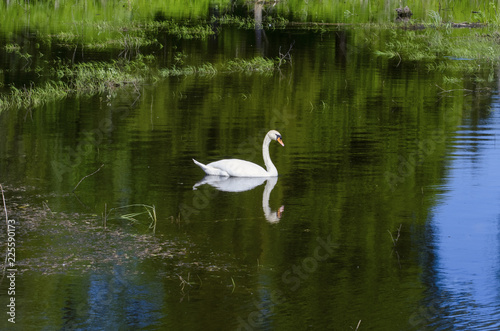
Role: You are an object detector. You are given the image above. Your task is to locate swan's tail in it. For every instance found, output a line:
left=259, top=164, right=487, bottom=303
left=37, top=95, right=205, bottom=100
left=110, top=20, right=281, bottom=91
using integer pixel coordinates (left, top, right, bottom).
left=192, top=159, right=229, bottom=176
left=192, top=159, right=205, bottom=168
left=192, top=159, right=209, bottom=173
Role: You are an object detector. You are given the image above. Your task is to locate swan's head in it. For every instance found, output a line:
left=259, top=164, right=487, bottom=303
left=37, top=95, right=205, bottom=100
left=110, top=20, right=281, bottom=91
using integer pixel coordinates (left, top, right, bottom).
left=268, top=130, right=285, bottom=147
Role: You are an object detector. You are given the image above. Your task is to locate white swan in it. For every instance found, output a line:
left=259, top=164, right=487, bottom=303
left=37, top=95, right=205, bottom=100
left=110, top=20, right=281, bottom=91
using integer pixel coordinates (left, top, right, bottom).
left=193, top=130, right=284, bottom=177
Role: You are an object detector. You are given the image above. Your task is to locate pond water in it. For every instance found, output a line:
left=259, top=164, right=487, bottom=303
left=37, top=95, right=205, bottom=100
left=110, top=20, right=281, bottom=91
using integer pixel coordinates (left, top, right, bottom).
left=1, top=23, right=500, bottom=330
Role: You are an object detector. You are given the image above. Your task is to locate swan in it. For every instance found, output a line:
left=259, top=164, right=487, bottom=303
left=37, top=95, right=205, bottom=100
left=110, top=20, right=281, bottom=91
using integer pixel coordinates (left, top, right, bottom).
left=193, top=130, right=284, bottom=177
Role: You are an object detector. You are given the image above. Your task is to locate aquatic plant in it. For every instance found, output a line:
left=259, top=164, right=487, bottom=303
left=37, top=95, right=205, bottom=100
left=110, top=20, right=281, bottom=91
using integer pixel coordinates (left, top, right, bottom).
left=427, top=10, right=443, bottom=26
left=0, top=60, right=140, bottom=110
left=225, top=57, right=276, bottom=73
left=472, top=2, right=500, bottom=25
left=4, top=43, right=20, bottom=53
left=212, top=14, right=288, bottom=29
left=159, top=62, right=218, bottom=77
left=374, top=27, right=500, bottom=70
left=104, top=203, right=157, bottom=233
left=0, top=55, right=282, bottom=111
left=1, top=81, right=69, bottom=110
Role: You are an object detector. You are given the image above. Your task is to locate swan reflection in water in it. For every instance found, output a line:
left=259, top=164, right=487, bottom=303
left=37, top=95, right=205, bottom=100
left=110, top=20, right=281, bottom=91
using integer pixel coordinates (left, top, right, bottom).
left=193, top=176, right=284, bottom=223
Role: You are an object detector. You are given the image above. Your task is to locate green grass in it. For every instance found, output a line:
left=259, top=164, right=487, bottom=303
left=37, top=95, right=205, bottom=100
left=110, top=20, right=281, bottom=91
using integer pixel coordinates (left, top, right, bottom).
left=374, top=27, right=500, bottom=70
left=0, top=56, right=281, bottom=111
left=104, top=203, right=158, bottom=233
left=4, top=43, right=21, bottom=53
left=212, top=14, right=289, bottom=29
left=2, top=1, right=500, bottom=113
left=225, top=57, right=276, bottom=73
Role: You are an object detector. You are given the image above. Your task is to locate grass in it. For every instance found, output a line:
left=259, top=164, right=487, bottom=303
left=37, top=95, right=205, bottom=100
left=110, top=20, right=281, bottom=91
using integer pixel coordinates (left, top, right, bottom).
left=3, top=81, right=70, bottom=110
left=374, top=26, right=500, bottom=71
left=2, top=3, right=499, bottom=112
left=51, top=19, right=215, bottom=52
left=212, top=14, right=289, bottom=29
left=0, top=56, right=281, bottom=111
left=225, top=57, right=276, bottom=73
left=4, top=43, right=21, bottom=53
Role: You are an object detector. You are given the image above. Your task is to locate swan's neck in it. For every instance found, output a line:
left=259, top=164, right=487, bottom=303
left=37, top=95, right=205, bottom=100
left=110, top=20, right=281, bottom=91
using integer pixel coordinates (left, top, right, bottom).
left=262, top=177, right=278, bottom=214
left=262, top=177, right=281, bottom=223
left=262, top=135, right=278, bottom=176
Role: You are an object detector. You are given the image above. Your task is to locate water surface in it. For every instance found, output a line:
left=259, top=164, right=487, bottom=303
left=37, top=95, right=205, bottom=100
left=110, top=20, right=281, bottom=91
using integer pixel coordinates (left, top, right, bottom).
left=1, top=24, right=499, bottom=330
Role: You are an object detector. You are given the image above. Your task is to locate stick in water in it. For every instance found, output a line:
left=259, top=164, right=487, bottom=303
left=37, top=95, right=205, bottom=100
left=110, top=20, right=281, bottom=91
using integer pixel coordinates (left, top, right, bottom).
left=72, top=164, right=104, bottom=192
left=1, top=184, right=7, bottom=225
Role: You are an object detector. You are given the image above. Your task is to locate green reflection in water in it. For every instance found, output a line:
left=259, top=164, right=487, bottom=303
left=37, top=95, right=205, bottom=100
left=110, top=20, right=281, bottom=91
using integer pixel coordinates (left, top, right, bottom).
left=0, top=1, right=497, bottom=330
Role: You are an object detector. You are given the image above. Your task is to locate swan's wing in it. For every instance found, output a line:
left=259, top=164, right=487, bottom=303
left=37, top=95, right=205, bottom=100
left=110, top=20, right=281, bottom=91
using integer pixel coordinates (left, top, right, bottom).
left=192, top=159, right=230, bottom=176
left=206, top=159, right=269, bottom=177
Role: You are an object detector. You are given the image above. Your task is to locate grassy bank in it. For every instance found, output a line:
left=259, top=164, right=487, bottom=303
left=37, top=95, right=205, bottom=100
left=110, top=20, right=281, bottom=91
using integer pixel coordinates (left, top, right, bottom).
left=1, top=0, right=500, bottom=112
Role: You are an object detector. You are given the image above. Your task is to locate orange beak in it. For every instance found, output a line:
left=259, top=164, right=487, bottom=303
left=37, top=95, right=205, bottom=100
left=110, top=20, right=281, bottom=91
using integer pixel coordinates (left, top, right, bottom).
left=277, top=205, right=285, bottom=218
left=277, top=137, right=285, bottom=147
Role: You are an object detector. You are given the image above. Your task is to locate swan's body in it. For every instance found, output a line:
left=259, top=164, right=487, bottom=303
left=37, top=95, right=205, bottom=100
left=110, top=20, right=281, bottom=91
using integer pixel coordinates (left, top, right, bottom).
left=193, top=130, right=284, bottom=177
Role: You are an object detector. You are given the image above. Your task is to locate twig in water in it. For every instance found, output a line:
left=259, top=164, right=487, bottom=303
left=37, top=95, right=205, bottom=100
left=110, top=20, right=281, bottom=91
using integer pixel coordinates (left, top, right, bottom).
left=1, top=184, right=7, bottom=226
left=231, top=277, right=236, bottom=293
left=178, top=273, right=193, bottom=292
left=1, top=185, right=10, bottom=285
left=388, top=224, right=403, bottom=269
left=42, top=201, right=54, bottom=216
left=435, top=83, right=474, bottom=95
left=72, top=164, right=104, bottom=192
left=388, top=224, right=402, bottom=246
left=103, top=203, right=107, bottom=229
left=278, top=41, right=295, bottom=67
